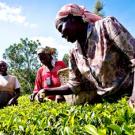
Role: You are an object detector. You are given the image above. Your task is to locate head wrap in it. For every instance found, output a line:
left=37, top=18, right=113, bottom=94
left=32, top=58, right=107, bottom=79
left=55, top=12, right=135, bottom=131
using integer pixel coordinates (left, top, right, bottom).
left=37, top=47, right=57, bottom=66
left=37, top=46, right=56, bottom=55
left=37, top=47, right=45, bottom=54
left=0, top=60, right=7, bottom=65
left=55, top=3, right=102, bottom=26
left=0, top=60, right=8, bottom=69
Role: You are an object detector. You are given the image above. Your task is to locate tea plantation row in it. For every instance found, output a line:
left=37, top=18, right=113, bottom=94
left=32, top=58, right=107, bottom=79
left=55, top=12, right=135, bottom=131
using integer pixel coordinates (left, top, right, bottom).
left=0, top=95, right=135, bottom=135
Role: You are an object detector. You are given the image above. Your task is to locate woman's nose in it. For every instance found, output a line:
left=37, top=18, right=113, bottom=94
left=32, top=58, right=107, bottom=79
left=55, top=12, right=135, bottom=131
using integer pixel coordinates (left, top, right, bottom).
left=62, top=34, right=66, bottom=38
left=0, top=65, right=6, bottom=68
left=61, top=22, right=67, bottom=33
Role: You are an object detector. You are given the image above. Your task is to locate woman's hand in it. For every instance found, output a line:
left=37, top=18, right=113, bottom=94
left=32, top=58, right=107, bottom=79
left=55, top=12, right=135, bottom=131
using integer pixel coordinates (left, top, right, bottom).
left=129, top=71, right=135, bottom=108
left=35, top=89, right=47, bottom=102
left=8, top=98, right=17, bottom=106
left=128, top=97, right=135, bottom=108
left=30, top=93, right=37, bottom=102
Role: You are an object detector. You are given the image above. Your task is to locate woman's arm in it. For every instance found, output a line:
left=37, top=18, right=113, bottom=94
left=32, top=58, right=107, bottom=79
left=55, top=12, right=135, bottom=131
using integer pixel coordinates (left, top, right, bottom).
left=105, top=17, right=135, bottom=107
left=38, top=84, right=73, bottom=97
left=128, top=71, right=135, bottom=108
left=8, top=88, right=20, bottom=105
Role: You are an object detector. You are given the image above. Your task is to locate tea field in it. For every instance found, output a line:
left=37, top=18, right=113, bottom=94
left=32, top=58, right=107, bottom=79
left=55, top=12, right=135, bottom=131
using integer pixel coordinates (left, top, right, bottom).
left=0, top=95, right=135, bottom=135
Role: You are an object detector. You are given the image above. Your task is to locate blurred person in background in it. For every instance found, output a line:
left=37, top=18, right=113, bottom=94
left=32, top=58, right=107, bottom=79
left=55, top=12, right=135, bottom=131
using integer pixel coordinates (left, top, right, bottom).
left=30, top=46, right=67, bottom=102
left=0, top=60, right=20, bottom=108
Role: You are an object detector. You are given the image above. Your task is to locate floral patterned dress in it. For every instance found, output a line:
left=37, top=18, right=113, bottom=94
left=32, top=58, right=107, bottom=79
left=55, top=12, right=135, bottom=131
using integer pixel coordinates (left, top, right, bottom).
left=66, top=17, right=135, bottom=105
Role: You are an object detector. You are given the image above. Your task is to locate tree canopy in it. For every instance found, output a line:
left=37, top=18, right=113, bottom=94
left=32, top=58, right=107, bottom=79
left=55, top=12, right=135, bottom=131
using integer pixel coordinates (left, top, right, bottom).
left=3, top=38, right=41, bottom=93
left=93, top=0, right=104, bottom=17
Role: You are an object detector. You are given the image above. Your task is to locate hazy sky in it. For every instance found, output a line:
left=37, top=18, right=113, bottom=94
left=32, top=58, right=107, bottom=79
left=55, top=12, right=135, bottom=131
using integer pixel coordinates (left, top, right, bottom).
left=0, top=0, right=135, bottom=59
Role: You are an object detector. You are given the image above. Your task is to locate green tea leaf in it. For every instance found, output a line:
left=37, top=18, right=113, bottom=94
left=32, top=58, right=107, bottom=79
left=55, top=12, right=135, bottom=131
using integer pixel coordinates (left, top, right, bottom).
left=108, top=124, right=122, bottom=135
left=84, top=124, right=98, bottom=135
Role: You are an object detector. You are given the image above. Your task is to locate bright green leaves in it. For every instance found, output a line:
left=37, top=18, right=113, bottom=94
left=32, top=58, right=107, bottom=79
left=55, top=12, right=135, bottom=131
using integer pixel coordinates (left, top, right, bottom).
left=84, top=124, right=98, bottom=135
left=0, top=95, right=135, bottom=134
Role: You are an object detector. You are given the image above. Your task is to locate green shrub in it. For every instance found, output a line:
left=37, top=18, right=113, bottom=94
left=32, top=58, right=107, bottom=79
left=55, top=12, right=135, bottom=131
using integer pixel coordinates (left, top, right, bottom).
left=0, top=95, right=135, bottom=135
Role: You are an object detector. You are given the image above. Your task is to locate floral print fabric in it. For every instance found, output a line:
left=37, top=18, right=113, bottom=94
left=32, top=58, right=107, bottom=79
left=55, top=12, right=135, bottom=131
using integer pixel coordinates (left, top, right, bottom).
left=67, top=16, right=135, bottom=97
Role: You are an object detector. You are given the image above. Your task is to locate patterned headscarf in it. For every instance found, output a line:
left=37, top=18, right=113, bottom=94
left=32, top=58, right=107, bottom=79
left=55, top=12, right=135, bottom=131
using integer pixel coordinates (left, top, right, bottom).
left=55, top=3, right=102, bottom=26
left=37, top=46, right=56, bottom=55
left=0, top=60, right=7, bottom=66
left=37, top=47, right=57, bottom=66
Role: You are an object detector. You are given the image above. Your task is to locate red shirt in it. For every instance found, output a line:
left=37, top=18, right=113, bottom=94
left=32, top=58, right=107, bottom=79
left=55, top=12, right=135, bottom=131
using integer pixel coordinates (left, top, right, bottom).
left=33, top=61, right=66, bottom=100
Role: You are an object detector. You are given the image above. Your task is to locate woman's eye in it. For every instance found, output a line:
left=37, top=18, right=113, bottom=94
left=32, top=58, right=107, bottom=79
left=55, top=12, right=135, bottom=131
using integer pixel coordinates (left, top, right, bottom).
left=57, top=23, right=63, bottom=32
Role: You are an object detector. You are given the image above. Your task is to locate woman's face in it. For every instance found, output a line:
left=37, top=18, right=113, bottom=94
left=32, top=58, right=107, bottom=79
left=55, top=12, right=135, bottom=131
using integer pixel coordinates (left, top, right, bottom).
left=38, top=53, right=52, bottom=65
left=57, top=17, right=80, bottom=43
left=0, top=61, right=7, bottom=74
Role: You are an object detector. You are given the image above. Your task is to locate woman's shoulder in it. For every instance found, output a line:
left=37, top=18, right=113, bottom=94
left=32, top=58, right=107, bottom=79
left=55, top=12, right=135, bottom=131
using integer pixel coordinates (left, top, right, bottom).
left=38, top=65, right=45, bottom=71
left=56, top=60, right=64, bottom=64
left=55, top=61, right=67, bottom=68
left=97, top=16, right=118, bottom=24
left=8, top=74, right=18, bottom=81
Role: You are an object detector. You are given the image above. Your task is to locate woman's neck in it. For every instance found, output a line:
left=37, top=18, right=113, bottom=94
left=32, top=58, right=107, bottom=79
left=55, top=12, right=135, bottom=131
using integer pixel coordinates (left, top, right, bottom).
left=77, top=23, right=88, bottom=45
left=0, top=72, right=8, bottom=76
left=46, top=64, right=54, bottom=71
left=77, top=23, right=89, bottom=57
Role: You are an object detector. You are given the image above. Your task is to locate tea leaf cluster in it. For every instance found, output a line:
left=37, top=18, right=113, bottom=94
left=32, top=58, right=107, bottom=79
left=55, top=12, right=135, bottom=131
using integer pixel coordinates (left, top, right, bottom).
left=0, top=96, right=135, bottom=135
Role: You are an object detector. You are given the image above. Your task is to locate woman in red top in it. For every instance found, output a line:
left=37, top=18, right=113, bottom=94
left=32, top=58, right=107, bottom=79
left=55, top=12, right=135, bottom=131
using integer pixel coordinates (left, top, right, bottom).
left=30, top=46, right=66, bottom=101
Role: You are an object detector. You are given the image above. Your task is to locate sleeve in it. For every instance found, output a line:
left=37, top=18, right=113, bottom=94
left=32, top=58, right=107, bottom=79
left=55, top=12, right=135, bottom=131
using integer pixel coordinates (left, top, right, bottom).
left=66, top=49, right=82, bottom=94
left=15, top=77, right=20, bottom=89
left=61, top=61, right=67, bottom=68
left=33, top=68, right=42, bottom=93
left=105, top=16, right=135, bottom=68
left=56, top=61, right=67, bottom=69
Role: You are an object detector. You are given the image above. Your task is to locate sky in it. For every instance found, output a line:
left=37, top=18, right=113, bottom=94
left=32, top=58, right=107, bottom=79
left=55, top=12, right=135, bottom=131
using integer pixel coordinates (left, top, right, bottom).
left=0, top=0, right=135, bottom=60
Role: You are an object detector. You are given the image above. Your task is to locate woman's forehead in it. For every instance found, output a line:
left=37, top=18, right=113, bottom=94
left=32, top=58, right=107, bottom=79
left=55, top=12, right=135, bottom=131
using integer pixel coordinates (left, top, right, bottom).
left=38, top=53, right=50, bottom=57
left=56, top=15, right=80, bottom=30
left=0, top=61, right=7, bottom=66
left=56, top=16, right=69, bottom=29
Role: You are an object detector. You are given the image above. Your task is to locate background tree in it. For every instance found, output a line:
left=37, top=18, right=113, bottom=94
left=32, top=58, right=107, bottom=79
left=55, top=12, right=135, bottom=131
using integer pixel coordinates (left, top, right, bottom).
left=93, top=0, right=104, bottom=17
left=62, top=53, right=69, bottom=67
left=3, top=38, right=41, bottom=94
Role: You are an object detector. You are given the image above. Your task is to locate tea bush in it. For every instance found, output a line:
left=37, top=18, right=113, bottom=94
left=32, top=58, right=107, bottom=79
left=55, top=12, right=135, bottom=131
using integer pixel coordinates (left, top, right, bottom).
left=0, top=95, right=135, bottom=135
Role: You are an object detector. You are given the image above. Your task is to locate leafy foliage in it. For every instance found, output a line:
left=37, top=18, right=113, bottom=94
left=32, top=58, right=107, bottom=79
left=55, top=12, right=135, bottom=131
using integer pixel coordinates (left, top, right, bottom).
left=62, top=53, right=69, bottom=67
left=3, top=38, right=41, bottom=94
left=0, top=96, right=135, bottom=135
left=93, top=0, right=105, bottom=17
